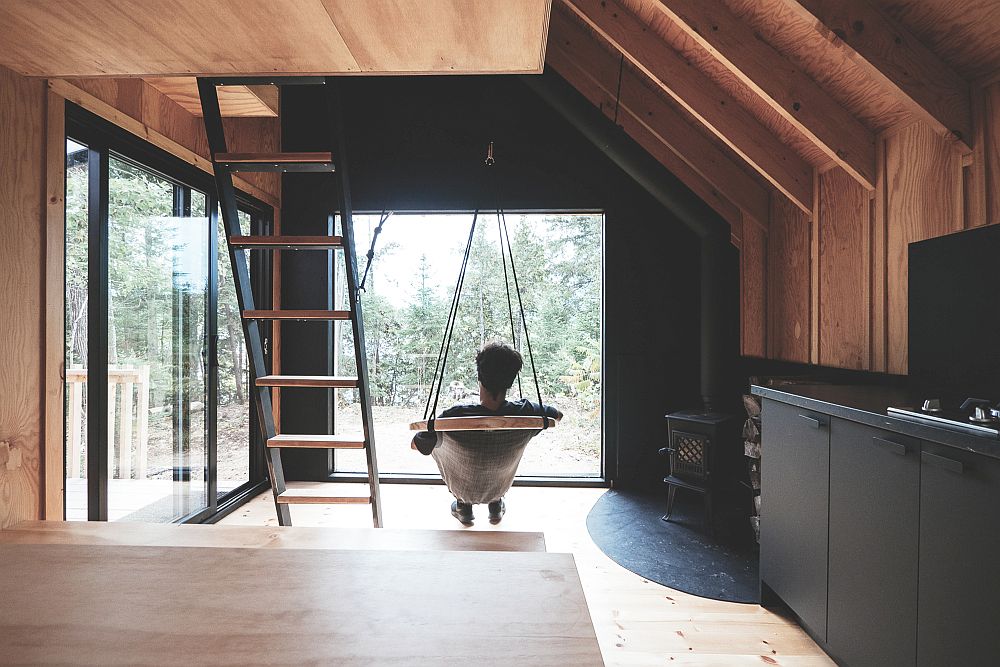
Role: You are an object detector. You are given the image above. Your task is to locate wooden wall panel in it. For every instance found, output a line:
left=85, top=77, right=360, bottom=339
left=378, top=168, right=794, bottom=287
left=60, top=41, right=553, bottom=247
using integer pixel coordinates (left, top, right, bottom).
left=44, top=88, right=66, bottom=520
left=0, top=65, right=46, bottom=528
left=984, top=82, right=1000, bottom=228
left=885, top=122, right=963, bottom=375
left=740, top=214, right=767, bottom=357
left=817, top=168, right=870, bottom=370
left=766, top=194, right=811, bottom=363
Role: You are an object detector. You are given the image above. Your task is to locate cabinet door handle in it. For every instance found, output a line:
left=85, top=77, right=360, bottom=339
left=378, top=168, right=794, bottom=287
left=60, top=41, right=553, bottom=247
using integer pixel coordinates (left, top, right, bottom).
left=798, top=414, right=824, bottom=429
left=921, top=451, right=965, bottom=474
left=872, top=437, right=907, bottom=455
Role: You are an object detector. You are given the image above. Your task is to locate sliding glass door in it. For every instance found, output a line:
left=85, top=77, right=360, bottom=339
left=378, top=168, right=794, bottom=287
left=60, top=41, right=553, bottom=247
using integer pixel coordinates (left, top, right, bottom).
left=105, top=158, right=210, bottom=521
left=65, top=103, right=269, bottom=522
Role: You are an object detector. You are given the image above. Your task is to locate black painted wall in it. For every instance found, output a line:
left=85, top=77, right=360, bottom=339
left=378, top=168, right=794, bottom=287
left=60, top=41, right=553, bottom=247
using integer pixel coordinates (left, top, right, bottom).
left=280, top=75, right=713, bottom=489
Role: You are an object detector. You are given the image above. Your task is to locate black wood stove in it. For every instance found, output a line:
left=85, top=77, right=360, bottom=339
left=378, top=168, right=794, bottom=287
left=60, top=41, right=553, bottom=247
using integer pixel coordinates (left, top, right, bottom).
left=659, top=410, right=742, bottom=526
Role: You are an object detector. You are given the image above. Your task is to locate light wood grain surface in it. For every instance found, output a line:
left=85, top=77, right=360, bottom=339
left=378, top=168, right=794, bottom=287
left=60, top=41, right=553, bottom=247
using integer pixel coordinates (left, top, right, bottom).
left=223, top=484, right=833, bottom=665
left=0, top=543, right=601, bottom=666
left=0, top=1, right=551, bottom=77
left=0, top=65, right=45, bottom=529
left=3, top=520, right=547, bottom=553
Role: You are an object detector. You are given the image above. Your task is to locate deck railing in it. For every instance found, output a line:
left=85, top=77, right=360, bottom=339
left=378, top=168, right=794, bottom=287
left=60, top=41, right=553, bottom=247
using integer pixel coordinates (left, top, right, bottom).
left=66, top=366, right=150, bottom=480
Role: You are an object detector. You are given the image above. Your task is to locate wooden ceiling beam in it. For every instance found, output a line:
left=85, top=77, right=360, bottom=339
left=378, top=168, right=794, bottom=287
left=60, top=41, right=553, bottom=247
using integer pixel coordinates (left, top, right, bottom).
left=547, top=45, right=743, bottom=230
left=776, top=0, right=972, bottom=151
left=650, top=0, right=876, bottom=190
left=548, top=9, right=769, bottom=227
left=562, top=0, right=813, bottom=214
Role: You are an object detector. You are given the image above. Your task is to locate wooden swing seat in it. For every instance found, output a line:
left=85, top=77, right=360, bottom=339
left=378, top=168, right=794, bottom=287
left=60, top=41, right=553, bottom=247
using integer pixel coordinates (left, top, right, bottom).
left=409, top=415, right=557, bottom=432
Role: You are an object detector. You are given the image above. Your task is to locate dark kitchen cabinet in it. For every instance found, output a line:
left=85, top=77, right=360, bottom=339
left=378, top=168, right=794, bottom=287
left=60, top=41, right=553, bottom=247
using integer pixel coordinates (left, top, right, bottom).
left=917, top=444, right=1000, bottom=667
left=760, top=398, right=830, bottom=641
left=828, top=419, right=919, bottom=667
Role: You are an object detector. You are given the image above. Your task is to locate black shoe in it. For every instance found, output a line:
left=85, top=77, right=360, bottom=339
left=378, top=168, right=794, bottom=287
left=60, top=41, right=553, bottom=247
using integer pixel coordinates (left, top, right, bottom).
left=488, top=498, right=506, bottom=524
left=451, top=500, right=474, bottom=525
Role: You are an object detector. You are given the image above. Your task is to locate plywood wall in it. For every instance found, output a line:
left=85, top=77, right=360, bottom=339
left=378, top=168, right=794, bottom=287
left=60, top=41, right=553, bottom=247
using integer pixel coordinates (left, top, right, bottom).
left=766, top=194, right=811, bottom=363
left=0, top=65, right=281, bottom=526
left=741, top=80, right=1000, bottom=373
left=0, top=65, right=46, bottom=528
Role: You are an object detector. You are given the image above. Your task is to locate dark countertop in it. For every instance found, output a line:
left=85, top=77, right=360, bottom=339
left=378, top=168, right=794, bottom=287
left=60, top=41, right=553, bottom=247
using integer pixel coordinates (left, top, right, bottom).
left=751, top=383, right=1000, bottom=460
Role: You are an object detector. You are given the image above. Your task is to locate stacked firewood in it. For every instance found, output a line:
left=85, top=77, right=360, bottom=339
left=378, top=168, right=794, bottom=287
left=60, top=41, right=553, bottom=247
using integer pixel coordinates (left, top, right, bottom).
left=743, top=392, right=762, bottom=543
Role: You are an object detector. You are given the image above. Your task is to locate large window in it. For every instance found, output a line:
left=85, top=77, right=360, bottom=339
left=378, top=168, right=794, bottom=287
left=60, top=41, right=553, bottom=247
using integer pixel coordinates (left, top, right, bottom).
left=64, top=104, right=270, bottom=522
left=333, top=212, right=604, bottom=478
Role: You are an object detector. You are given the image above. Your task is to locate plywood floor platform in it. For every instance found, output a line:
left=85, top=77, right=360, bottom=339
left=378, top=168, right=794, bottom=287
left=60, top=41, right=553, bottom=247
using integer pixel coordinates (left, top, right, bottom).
left=221, top=484, right=834, bottom=666
left=4, top=519, right=546, bottom=553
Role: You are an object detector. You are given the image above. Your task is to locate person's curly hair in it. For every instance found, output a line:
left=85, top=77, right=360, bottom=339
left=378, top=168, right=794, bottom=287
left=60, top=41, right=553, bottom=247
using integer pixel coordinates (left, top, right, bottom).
left=476, top=341, right=523, bottom=398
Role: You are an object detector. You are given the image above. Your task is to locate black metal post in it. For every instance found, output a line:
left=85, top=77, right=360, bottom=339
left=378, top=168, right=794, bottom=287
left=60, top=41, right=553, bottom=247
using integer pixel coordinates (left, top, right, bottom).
left=197, top=78, right=291, bottom=525
left=86, top=144, right=109, bottom=521
left=326, top=78, right=383, bottom=527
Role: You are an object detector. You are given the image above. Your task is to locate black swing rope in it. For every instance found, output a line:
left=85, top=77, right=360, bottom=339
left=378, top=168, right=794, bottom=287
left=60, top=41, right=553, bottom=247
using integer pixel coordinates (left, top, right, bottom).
left=492, top=154, right=524, bottom=399
left=358, top=209, right=392, bottom=295
left=423, top=210, right=480, bottom=429
left=498, top=208, right=548, bottom=429
left=422, top=143, right=549, bottom=431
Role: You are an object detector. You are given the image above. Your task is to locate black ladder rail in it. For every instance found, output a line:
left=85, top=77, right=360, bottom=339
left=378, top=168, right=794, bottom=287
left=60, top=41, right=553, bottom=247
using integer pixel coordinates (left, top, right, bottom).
left=197, top=77, right=382, bottom=528
left=197, top=78, right=291, bottom=526
left=326, top=77, right=382, bottom=528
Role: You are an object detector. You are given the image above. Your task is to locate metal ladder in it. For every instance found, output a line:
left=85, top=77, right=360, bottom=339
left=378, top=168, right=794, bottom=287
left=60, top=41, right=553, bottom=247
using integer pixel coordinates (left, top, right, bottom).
left=197, top=77, right=381, bottom=527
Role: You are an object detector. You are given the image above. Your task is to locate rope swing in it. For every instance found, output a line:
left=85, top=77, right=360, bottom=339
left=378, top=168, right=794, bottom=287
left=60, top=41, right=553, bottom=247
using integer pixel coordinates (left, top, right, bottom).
left=409, top=142, right=554, bottom=434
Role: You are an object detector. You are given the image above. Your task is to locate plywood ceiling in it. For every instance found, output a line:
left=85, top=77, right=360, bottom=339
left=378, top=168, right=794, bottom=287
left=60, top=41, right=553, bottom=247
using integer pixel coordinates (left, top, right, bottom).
left=0, top=0, right=552, bottom=77
left=873, top=0, right=1000, bottom=83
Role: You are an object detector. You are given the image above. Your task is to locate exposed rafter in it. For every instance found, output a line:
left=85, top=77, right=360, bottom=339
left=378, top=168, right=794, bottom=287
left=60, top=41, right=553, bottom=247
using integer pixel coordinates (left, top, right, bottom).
left=777, top=0, right=972, bottom=151
left=548, top=47, right=741, bottom=230
left=548, top=8, right=770, bottom=228
left=563, top=0, right=813, bottom=214
left=650, top=0, right=876, bottom=190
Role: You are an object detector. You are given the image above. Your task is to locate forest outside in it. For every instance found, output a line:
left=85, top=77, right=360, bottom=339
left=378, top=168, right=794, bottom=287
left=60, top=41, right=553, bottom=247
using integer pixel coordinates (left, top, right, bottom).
left=65, top=143, right=253, bottom=520
left=334, top=212, right=603, bottom=477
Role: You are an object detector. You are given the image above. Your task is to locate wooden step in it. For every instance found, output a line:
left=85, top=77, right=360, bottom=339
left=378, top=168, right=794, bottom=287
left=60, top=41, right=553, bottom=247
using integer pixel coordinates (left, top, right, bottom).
left=267, top=434, right=365, bottom=449
left=277, top=489, right=372, bottom=505
left=256, top=375, right=358, bottom=388
left=216, top=152, right=335, bottom=172
left=243, top=310, right=351, bottom=321
left=228, top=235, right=343, bottom=249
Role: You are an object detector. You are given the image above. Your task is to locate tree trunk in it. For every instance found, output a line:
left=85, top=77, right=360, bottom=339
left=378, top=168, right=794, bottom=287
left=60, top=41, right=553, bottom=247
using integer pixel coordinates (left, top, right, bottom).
left=224, top=304, right=245, bottom=404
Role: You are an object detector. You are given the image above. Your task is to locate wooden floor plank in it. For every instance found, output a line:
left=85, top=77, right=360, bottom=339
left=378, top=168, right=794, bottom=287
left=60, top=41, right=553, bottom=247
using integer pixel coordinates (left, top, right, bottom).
left=220, top=484, right=833, bottom=666
left=4, top=520, right=547, bottom=553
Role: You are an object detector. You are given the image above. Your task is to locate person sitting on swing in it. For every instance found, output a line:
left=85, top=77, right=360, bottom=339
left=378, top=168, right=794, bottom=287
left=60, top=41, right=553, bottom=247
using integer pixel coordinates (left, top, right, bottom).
left=412, top=341, right=562, bottom=525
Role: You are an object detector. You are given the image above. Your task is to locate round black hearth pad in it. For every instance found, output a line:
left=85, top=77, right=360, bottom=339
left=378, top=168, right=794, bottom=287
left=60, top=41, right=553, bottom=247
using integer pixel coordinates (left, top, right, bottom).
left=586, top=488, right=759, bottom=603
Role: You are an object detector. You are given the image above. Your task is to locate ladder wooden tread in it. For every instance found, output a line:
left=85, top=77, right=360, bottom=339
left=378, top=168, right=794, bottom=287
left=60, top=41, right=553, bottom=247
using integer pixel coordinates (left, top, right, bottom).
left=243, top=310, right=351, bottom=321
left=228, top=235, right=343, bottom=249
left=277, top=489, right=372, bottom=505
left=267, top=434, right=365, bottom=449
left=216, top=152, right=335, bottom=172
left=256, top=375, right=359, bottom=388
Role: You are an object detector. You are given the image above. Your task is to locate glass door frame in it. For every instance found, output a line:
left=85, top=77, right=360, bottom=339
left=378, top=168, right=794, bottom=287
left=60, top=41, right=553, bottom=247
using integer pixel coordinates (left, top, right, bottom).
left=67, top=102, right=271, bottom=522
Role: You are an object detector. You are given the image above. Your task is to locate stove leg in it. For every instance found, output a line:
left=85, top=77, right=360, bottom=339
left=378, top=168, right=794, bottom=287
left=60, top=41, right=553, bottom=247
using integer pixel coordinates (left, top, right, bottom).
left=662, top=485, right=677, bottom=521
